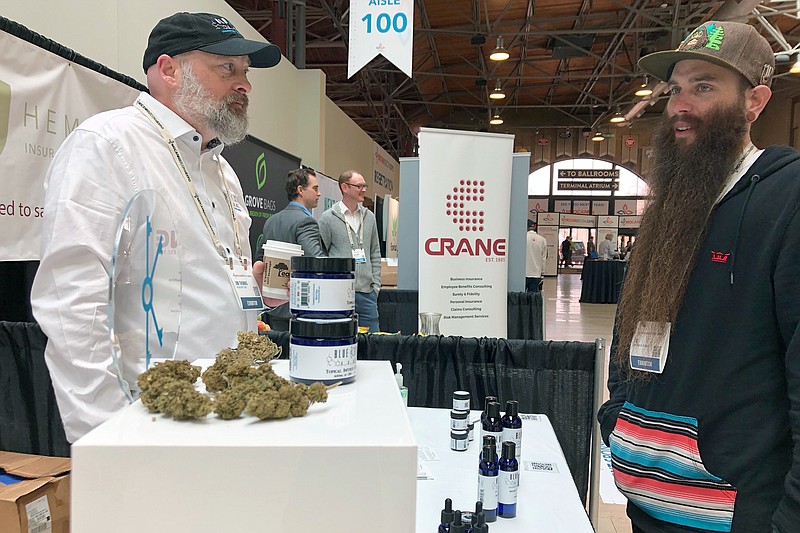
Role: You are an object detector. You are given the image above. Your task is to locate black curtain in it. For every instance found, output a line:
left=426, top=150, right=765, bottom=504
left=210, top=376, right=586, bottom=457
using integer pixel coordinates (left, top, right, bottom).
left=0, top=321, right=70, bottom=457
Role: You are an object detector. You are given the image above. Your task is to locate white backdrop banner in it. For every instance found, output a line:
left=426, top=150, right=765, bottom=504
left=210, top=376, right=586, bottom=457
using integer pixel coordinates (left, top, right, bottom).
left=312, top=171, right=342, bottom=219
left=537, top=212, right=559, bottom=226
left=372, top=142, right=398, bottom=197
left=573, top=200, right=590, bottom=214
left=555, top=200, right=572, bottom=213
left=560, top=213, right=595, bottom=227
left=418, top=128, right=513, bottom=338
left=0, top=29, right=139, bottom=260
left=348, top=0, right=414, bottom=77
left=619, top=215, right=642, bottom=228
left=597, top=215, right=619, bottom=228
left=538, top=224, right=560, bottom=276
left=386, top=195, right=399, bottom=258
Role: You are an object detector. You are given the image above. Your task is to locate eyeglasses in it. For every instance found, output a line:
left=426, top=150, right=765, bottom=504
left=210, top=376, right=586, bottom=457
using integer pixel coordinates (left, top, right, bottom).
left=345, top=182, right=368, bottom=191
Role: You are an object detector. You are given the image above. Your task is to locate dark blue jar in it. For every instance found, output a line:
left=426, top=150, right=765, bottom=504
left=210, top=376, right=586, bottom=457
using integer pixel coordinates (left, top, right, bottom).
left=290, top=257, right=355, bottom=318
left=289, top=316, right=358, bottom=385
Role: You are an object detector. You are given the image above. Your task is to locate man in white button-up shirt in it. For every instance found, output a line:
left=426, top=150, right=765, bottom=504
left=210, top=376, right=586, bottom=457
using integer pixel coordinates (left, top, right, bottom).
left=30, top=13, right=282, bottom=443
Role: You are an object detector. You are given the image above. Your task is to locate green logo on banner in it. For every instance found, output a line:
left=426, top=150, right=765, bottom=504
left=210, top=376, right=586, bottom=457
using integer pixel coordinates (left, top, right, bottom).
left=255, top=152, right=267, bottom=190
left=0, top=79, right=11, bottom=158
left=391, top=213, right=398, bottom=237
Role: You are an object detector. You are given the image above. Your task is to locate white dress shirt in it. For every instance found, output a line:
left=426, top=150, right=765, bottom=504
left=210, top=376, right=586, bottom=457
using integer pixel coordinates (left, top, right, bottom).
left=526, top=230, right=548, bottom=278
left=31, top=92, right=256, bottom=442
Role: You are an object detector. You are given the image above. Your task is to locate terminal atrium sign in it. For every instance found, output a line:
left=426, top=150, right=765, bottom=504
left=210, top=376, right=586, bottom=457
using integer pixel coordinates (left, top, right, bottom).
left=557, top=169, right=619, bottom=190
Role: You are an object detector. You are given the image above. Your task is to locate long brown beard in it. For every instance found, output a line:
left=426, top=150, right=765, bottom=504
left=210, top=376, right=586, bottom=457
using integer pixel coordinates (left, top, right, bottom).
left=615, top=102, right=749, bottom=375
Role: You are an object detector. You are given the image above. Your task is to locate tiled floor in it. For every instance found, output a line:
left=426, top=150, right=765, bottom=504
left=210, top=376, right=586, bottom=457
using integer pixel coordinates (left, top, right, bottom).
left=542, top=272, right=632, bottom=533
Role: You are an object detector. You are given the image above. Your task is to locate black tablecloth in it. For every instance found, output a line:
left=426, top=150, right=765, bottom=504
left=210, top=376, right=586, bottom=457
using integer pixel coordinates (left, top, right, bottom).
left=580, top=260, right=626, bottom=303
left=377, top=289, right=543, bottom=340
left=0, top=321, right=71, bottom=456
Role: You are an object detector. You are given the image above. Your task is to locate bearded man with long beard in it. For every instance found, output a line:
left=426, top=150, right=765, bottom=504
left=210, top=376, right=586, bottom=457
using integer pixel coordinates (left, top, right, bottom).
left=31, top=13, right=282, bottom=443
left=598, top=21, right=800, bottom=533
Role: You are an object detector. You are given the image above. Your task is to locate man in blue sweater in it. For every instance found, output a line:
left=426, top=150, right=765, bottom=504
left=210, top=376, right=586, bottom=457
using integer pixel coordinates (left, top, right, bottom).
left=598, top=21, right=800, bottom=532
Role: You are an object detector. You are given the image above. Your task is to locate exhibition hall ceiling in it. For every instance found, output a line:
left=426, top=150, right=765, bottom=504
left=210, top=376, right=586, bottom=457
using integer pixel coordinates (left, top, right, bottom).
left=228, top=0, right=800, bottom=159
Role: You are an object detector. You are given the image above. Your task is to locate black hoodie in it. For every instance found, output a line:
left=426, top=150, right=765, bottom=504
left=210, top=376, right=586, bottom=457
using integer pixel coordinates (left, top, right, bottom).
left=598, top=145, right=800, bottom=533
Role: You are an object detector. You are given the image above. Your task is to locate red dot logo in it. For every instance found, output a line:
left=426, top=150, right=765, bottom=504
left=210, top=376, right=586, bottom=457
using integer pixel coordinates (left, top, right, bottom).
left=445, top=179, right=487, bottom=232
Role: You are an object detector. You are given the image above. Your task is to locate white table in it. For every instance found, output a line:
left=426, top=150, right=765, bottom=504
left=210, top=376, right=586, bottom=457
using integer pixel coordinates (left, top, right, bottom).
left=72, top=361, right=417, bottom=533
left=409, top=407, right=593, bottom=532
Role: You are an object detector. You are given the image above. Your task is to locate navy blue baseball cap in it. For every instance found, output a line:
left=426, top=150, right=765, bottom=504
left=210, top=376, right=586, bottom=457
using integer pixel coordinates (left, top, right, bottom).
left=143, top=12, right=282, bottom=72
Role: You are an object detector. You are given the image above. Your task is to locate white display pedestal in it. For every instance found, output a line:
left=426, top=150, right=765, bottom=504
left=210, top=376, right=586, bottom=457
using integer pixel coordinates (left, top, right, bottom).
left=72, top=361, right=417, bottom=533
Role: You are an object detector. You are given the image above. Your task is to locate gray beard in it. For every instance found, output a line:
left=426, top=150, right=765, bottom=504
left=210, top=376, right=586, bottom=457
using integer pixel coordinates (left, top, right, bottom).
left=174, top=64, right=249, bottom=145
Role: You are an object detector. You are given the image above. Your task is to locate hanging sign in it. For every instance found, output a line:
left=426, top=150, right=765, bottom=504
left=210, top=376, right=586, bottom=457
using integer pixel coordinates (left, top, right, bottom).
left=348, top=0, right=414, bottom=78
left=619, top=215, right=642, bottom=228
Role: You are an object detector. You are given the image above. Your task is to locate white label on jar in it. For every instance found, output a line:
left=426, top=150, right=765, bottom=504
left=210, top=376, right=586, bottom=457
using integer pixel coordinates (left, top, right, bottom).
left=499, top=469, right=519, bottom=504
left=290, top=278, right=355, bottom=312
left=450, top=436, right=468, bottom=451
left=450, top=416, right=468, bottom=431
left=289, top=342, right=357, bottom=381
left=502, top=427, right=523, bottom=458
left=453, top=397, right=470, bottom=411
left=477, top=474, right=498, bottom=510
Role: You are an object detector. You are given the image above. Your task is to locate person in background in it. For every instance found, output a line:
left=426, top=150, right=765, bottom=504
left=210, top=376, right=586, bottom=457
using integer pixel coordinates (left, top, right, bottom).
left=598, top=233, right=616, bottom=260
left=586, top=235, right=596, bottom=258
left=31, top=12, right=282, bottom=442
left=525, top=220, right=547, bottom=292
left=259, top=167, right=325, bottom=330
left=259, top=167, right=324, bottom=259
left=597, top=20, right=800, bottom=532
left=319, top=170, right=381, bottom=332
left=560, top=235, right=573, bottom=268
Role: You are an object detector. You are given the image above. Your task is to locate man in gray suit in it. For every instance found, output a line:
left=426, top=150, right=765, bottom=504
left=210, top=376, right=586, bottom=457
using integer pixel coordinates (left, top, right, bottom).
left=258, top=167, right=324, bottom=260
left=258, top=167, right=324, bottom=329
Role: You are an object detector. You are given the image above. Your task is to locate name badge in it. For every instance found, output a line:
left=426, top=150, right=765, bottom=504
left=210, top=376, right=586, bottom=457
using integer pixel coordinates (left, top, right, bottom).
left=352, top=248, right=367, bottom=263
left=226, top=255, right=265, bottom=311
left=629, top=321, right=670, bottom=373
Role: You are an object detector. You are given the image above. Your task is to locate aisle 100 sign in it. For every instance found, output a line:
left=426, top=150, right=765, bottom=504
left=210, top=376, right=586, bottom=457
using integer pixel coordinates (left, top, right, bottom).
left=349, top=0, right=414, bottom=78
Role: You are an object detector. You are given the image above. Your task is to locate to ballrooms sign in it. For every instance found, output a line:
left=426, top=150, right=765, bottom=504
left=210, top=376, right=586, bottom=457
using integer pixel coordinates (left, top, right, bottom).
left=558, top=169, right=619, bottom=190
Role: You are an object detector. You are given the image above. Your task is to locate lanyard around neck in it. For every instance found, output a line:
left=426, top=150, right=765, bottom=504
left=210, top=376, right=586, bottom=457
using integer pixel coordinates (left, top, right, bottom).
left=342, top=204, right=364, bottom=249
left=134, top=97, right=242, bottom=260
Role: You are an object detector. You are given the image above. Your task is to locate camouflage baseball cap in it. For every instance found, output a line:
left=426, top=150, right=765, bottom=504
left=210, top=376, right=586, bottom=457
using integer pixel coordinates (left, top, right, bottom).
left=638, top=21, right=775, bottom=87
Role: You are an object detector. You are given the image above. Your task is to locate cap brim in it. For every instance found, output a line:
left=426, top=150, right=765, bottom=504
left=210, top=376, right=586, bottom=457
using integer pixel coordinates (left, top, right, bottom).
left=638, top=50, right=748, bottom=84
left=200, top=38, right=282, bottom=68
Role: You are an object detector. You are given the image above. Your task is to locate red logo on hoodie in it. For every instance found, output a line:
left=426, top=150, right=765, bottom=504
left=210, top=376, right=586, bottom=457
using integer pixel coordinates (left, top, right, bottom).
left=711, top=251, right=730, bottom=263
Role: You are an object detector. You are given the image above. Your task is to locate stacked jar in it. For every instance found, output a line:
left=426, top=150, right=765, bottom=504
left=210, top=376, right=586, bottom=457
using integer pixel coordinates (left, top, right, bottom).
left=450, top=390, right=471, bottom=451
left=288, top=257, right=358, bottom=386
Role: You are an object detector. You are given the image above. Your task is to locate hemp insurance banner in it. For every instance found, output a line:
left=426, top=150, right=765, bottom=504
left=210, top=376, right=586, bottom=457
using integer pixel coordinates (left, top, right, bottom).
left=0, top=28, right=138, bottom=260
left=418, top=128, right=514, bottom=338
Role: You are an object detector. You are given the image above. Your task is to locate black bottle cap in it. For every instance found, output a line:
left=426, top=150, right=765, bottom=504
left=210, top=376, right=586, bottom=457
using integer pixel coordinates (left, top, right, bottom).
left=502, top=440, right=516, bottom=460
left=482, top=435, right=496, bottom=454
left=450, top=511, right=466, bottom=533
left=484, top=395, right=497, bottom=410
left=440, top=498, right=454, bottom=524
left=472, top=502, right=483, bottom=524
left=472, top=512, right=489, bottom=533
left=289, top=316, right=358, bottom=338
left=481, top=445, right=495, bottom=463
left=505, top=400, right=519, bottom=417
left=487, top=401, right=501, bottom=419
left=291, top=255, right=355, bottom=273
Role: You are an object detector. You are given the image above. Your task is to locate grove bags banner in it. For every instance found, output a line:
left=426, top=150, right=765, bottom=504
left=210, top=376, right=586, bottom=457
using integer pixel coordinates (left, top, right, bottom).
left=418, top=128, right=513, bottom=338
left=0, top=28, right=139, bottom=260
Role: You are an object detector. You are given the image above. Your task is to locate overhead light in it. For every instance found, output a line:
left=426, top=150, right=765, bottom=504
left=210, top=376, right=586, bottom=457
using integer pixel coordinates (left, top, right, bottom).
left=489, top=81, right=506, bottom=100
left=489, top=36, right=510, bottom=61
left=609, top=111, right=625, bottom=123
left=791, top=58, right=800, bottom=74
left=489, top=114, right=504, bottom=125
left=591, top=132, right=604, bottom=142
left=635, top=76, right=653, bottom=97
